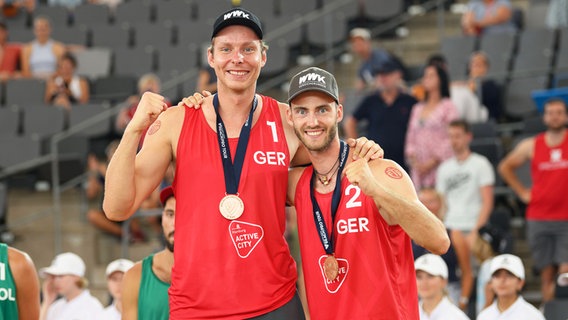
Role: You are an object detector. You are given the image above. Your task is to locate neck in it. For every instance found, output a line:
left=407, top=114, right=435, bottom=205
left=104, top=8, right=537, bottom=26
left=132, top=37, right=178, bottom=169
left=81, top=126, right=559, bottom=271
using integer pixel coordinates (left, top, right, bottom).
left=546, top=127, right=566, bottom=141
left=427, top=91, right=441, bottom=105
left=216, top=85, right=257, bottom=114
left=421, top=295, right=444, bottom=314
left=115, top=298, right=122, bottom=313
left=455, top=148, right=471, bottom=161
left=65, top=288, right=84, bottom=302
left=497, top=295, right=518, bottom=312
left=310, top=139, right=345, bottom=191
left=381, top=88, right=398, bottom=101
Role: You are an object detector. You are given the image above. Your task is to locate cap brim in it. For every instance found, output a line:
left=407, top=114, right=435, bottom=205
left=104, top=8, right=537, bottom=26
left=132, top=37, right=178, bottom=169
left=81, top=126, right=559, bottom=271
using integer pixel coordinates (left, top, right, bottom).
left=39, top=267, right=70, bottom=278
left=288, top=87, right=338, bottom=104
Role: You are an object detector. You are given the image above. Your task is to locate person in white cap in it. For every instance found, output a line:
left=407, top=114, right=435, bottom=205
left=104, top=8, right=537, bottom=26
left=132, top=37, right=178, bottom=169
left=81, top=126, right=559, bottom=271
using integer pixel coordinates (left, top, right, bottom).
left=415, top=254, right=470, bottom=320
left=348, top=27, right=402, bottom=91
left=477, top=254, right=545, bottom=320
left=97, top=258, right=134, bottom=320
left=39, top=252, right=103, bottom=320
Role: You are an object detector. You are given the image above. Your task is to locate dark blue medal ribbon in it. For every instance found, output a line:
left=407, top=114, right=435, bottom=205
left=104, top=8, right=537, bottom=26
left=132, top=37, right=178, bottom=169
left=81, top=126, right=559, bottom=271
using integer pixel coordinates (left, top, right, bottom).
left=309, top=140, right=348, bottom=255
left=213, top=93, right=258, bottom=195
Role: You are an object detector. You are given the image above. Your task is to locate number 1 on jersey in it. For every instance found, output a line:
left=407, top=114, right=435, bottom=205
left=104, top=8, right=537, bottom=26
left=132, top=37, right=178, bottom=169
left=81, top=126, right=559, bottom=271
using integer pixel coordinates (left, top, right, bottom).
left=267, top=121, right=279, bottom=142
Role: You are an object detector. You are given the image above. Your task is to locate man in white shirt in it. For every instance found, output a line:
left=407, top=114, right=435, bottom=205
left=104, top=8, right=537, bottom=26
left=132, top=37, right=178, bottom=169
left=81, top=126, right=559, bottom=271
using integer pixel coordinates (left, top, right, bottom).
left=39, top=252, right=103, bottom=320
left=477, top=254, right=545, bottom=320
left=436, top=119, right=495, bottom=246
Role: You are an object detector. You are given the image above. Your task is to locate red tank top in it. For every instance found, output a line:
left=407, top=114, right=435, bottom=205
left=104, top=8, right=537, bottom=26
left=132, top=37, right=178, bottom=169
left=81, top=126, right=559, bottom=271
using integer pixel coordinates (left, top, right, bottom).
left=171, top=95, right=297, bottom=319
left=527, top=132, right=568, bottom=220
left=295, top=167, right=419, bottom=320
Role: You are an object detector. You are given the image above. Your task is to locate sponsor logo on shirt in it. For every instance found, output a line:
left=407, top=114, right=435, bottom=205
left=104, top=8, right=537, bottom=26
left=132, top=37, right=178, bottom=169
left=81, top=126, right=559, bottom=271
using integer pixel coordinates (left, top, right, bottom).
left=229, top=221, right=264, bottom=258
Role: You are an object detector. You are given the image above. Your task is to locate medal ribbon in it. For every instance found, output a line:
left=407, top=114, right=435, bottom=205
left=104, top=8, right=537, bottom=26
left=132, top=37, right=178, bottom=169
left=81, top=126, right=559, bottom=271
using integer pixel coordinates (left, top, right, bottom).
left=213, top=93, right=258, bottom=195
left=309, top=140, right=348, bottom=255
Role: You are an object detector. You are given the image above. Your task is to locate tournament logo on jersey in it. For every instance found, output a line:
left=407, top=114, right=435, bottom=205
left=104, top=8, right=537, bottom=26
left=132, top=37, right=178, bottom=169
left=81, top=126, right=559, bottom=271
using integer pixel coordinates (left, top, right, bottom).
left=229, top=221, right=264, bottom=258
left=318, top=255, right=349, bottom=293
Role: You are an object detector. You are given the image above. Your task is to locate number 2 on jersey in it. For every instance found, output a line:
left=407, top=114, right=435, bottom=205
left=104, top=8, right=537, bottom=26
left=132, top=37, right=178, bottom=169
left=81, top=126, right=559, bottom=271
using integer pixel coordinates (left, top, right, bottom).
left=345, top=185, right=362, bottom=208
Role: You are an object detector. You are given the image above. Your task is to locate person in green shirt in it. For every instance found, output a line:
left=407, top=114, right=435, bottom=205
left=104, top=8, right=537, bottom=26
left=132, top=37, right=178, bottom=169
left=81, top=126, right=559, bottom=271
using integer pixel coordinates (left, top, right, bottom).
left=0, top=243, right=40, bottom=320
left=121, top=186, right=174, bottom=320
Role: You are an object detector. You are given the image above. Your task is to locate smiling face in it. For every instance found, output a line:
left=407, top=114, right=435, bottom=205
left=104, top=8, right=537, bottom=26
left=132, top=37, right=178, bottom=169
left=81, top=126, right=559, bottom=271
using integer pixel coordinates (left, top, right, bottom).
left=288, top=91, right=343, bottom=152
left=208, top=25, right=266, bottom=94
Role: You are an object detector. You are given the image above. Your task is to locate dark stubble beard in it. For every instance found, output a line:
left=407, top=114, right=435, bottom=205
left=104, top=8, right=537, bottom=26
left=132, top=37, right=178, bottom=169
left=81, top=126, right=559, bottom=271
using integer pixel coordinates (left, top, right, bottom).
left=294, top=123, right=337, bottom=152
left=165, top=231, right=174, bottom=253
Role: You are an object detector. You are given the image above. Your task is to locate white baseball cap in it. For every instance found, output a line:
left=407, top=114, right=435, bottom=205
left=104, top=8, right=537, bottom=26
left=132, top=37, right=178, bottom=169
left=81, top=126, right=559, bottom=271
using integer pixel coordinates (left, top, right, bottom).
left=490, top=254, right=525, bottom=280
left=40, top=252, right=85, bottom=278
left=349, top=28, right=371, bottom=40
left=557, top=273, right=568, bottom=286
left=105, top=259, right=134, bottom=277
left=414, top=254, right=448, bottom=279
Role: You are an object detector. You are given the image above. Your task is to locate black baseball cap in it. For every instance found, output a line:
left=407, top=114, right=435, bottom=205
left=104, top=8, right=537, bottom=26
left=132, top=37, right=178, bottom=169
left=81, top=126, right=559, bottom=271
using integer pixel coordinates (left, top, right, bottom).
left=372, top=60, right=400, bottom=76
left=211, top=7, right=263, bottom=40
left=288, top=67, right=339, bottom=104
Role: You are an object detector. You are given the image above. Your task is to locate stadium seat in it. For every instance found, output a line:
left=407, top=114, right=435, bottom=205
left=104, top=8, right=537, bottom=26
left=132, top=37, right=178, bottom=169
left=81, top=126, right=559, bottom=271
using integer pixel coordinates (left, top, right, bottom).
left=306, top=11, right=349, bottom=48
left=542, top=298, right=568, bottom=320
left=34, top=5, right=70, bottom=28
left=132, top=22, right=175, bottom=49
left=21, top=106, right=66, bottom=139
left=113, top=47, right=155, bottom=78
left=260, top=38, right=289, bottom=76
left=555, top=28, right=568, bottom=74
left=52, top=26, right=88, bottom=47
left=512, top=28, right=556, bottom=77
left=91, top=75, right=137, bottom=103
left=114, top=1, right=154, bottom=25
left=0, top=107, right=20, bottom=137
left=5, top=79, right=46, bottom=109
left=363, top=0, right=403, bottom=21
left=75, top=48, right=112, bottom=80
left=155, top=0, right=193, bottom=23
left=278, top=0, right=317, bottom=17
left=0, top=136, right=41, bottom=169
left=441, top=35, right=477, bottom=81
left=90, top=24, right=131, bottom=48
left=73, top=3, right=111, bottom=27
left=68, top=103, right=112, bottom=138
left=478, top=31, right=517, bottom=79
left=503, top=76, right=547, bottom=119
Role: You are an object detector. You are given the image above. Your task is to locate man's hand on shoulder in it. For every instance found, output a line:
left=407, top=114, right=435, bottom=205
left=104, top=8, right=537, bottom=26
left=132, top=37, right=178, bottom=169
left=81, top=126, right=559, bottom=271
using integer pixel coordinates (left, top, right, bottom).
left=347, top=137, right=384, bottom=161
left=178, top=90, right=212, bottom=109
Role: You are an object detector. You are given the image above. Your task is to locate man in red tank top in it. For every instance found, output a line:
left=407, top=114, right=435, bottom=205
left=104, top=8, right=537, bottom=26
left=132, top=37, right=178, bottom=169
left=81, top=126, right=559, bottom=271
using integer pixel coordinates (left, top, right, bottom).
left=102, top=7, right=382, bottom=319
left=286, top=67, right=450, bottom=319
left=499, top=98, right=568, bottom=303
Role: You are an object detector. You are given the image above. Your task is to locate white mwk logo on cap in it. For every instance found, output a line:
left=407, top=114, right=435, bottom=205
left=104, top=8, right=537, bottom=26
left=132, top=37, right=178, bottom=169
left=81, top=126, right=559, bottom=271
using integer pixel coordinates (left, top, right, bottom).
left=224, top=10, right=250, bottom=20
left=299, top=73, right=325, bottom=85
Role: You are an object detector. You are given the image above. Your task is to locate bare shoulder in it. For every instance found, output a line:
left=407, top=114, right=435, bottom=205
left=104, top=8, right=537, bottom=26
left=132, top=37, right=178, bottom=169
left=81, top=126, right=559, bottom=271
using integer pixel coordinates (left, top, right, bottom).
left=124, top=261, right=143, bottom=281
left=7, top=247, right=34, bottom=269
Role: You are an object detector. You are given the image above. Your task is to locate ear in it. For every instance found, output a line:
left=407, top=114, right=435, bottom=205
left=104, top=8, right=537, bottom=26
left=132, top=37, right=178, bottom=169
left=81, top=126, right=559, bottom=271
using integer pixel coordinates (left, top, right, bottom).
left=337, top=103, right=344, bottom=123
left=286, top=106, right=293, bottom=127
left=260, top=50, right=267, bottom=68
left=207, top=48, right=215, bottom=68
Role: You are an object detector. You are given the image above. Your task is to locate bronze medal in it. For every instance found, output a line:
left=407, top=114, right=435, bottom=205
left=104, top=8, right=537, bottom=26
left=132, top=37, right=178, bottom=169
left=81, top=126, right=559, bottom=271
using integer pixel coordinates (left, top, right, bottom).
left=323, top=255, right=339, bottom=281
left=219, top=195, right=244, bottom=220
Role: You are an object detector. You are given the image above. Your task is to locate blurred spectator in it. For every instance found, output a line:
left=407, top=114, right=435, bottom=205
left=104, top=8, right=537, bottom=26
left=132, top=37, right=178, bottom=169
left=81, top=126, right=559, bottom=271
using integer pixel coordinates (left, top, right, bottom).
left=413, top=54, right=488, bottom=124
left=467, top=51, right=503, bottom=121
left=414, top=188, right=474, bottom=312
left=546, top=0, right=568, bottom=28
left=343, top=60, right=416, bottom=172
left=462, top=0, right=516, bottom=36
left=21, top=16, right=66, bottom=79
left=0, top=243, right=40, bottom=320
left=436, top=120, right=495, bottom=247
left=44, top=52, right=89, bottom=110
left=48, top=0, right=83, bottom=10
left=477, top=254, right=545, bottom=320
left=0, top=0, right=35, bottom=17
left=472, top=224, right=508, bottom=314
left=97, top=259, right=134, bottom=320
left=115, top=73, right=172, bottom=137
left=85, top=140, right=150, bottom=242
left=39, top=252, right=103, bottom=320
left=498, top=98, right=568, bottom=303
left=415, top=254, right=470, bottom=320
left=405, top=64, right=458, bottom=189
left=88, top=0, right=122, bottom=12
left=196, top=65, right=217, bottom=94
left=0, top=22, right=22, bottom=81
left=348, top=28, right=405, bottom=92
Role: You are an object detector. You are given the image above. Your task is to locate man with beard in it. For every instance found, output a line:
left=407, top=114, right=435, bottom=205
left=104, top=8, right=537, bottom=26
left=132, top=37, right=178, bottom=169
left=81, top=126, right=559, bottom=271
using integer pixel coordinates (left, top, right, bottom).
left=499, top=98, right=568, bottom=303
left=121, top=186, right=175, bottom=320
left=286, top=67, right=449, bottom=319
